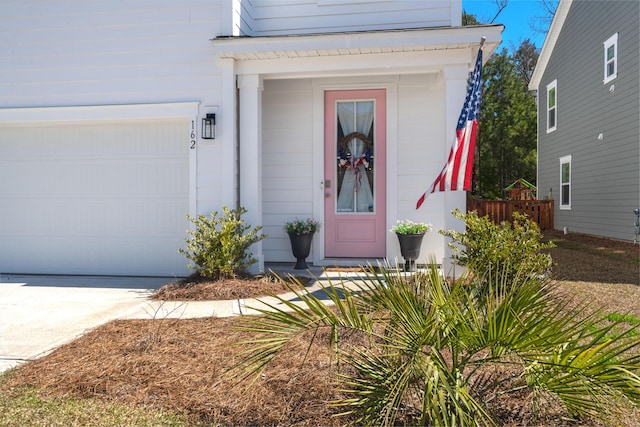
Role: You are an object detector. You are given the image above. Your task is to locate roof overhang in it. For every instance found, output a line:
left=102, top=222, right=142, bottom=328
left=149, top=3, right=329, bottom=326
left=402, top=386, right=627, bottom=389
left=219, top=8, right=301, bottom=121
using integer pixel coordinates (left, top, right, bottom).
left=529, top=0, right=573, bottom=90
left=212, top=25, right=503, bottom=78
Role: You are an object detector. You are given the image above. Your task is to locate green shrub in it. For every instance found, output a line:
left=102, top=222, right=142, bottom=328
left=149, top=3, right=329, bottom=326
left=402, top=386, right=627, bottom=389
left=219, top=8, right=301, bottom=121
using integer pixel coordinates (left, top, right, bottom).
left=179, top=206, right=266, bottom=279
left=440, top=209, right=554, bottom=280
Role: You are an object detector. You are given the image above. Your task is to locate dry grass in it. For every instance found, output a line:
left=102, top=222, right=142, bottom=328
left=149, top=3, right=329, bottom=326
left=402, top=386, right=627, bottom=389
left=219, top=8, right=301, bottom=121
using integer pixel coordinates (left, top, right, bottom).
left=0, top=231, right=638, bottom=426
left=545, top=230, right=640, bottom=317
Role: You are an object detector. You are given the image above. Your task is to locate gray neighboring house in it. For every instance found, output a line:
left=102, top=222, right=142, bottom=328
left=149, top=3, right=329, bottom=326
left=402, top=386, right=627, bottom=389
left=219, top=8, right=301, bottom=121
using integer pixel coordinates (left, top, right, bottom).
left=529, top=0, right=640, bottom=242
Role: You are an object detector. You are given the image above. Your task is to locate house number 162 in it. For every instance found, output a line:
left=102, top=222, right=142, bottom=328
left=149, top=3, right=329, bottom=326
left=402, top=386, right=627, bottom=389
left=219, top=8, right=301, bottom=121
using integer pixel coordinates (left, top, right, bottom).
left=190, top=120, right=196, bottom=149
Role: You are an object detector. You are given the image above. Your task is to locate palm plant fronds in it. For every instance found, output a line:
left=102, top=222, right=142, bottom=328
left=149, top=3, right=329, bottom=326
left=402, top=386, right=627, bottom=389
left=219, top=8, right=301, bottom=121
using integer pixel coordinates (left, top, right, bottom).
left=233, top=260, right=640, bottom=426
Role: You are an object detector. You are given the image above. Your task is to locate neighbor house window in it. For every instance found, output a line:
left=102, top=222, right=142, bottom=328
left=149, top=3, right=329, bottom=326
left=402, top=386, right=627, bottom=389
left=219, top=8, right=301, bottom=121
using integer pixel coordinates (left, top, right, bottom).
left=546, top=80, right=557, bottom=133
left=603, top=33, right=618, bottom=83
left=559, top=155, right=572, bottom=209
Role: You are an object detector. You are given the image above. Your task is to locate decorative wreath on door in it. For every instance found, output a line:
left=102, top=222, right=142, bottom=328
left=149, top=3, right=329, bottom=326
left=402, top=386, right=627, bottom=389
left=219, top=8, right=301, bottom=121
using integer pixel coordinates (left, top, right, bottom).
left=338, top=132, right=373, bottom=170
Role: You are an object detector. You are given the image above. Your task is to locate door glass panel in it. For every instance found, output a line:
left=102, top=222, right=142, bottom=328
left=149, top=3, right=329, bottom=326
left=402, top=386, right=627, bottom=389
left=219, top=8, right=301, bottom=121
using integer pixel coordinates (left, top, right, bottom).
left=335, top=100, right=375, bottom=213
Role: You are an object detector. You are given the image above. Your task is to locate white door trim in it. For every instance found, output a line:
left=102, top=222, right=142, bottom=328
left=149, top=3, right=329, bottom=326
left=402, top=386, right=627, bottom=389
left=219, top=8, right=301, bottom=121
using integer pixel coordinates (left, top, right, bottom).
left=311, top=77, right=398, bottom=266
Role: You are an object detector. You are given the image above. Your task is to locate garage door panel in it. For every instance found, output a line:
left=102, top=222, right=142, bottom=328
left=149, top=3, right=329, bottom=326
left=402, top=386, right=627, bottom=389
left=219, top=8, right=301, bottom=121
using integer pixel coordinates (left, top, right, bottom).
left=0, top=120, right=190, bottom=276
left=1, top=236, right=187, bottom=276
left=4, top=199, right=188, bottom=236
left=4, top=161, right=187, bottom=195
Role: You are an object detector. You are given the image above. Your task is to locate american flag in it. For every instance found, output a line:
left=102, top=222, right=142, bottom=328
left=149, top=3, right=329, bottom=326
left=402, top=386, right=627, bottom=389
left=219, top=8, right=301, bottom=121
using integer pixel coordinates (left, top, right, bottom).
left=416, top=48, right=483, bottom=209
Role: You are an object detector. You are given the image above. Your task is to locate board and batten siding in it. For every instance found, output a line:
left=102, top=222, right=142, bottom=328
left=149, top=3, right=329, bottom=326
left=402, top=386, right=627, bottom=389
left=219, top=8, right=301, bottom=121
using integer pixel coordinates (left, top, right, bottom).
left=245, top=0, right=459, bottom=36
left=537, top=0, right=639, bottom=241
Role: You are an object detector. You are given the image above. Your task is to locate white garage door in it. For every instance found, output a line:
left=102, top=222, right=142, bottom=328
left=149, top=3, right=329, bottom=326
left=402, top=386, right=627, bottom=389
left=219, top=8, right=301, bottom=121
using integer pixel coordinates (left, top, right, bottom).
left=0, top=119, right=190, bottom=277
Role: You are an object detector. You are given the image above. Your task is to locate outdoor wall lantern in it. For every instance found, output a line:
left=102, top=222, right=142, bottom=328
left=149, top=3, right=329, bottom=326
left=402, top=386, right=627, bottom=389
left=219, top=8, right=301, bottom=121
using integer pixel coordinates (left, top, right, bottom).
left=202, top=113, right=216, bottom=139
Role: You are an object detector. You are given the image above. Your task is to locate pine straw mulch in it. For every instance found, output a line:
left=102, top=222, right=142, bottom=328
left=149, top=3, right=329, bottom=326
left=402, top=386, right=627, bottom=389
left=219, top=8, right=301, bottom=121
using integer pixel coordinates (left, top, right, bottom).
left=151, top=272, right=312, bottom=301
left=0, top=231, right=638, bottom=426
left=2, top=316, right=360, bottom=426
left=151, top=268, right=370, bottom=302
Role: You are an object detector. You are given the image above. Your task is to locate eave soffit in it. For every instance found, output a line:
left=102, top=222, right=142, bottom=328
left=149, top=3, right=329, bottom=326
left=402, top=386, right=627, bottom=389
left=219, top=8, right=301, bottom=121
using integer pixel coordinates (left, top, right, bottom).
left=212, top=25, right=504, bottom=65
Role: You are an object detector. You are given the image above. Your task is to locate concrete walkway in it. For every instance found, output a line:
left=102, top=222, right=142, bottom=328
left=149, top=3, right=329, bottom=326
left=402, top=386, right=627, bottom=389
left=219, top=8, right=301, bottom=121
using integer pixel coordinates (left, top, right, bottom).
left=0, top=274, right=170, bottom=373
left=121, top=267, right=368, bottom=320
left=0, top=265, right=370, bottom=374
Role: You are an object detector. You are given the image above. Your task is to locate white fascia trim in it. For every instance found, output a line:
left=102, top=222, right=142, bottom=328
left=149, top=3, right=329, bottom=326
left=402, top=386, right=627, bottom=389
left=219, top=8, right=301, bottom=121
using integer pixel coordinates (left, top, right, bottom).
left=529, top=0, right=574, bottom=91
left=213, top=25, right=503, bottom=60
left=0, top=102, right=200, bottom=124
left=236, top=49, right=472, bottom=79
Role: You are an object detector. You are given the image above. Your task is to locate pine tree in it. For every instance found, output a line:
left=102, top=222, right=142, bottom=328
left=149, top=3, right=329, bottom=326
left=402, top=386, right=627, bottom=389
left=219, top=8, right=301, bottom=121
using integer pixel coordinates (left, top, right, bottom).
left=475, top=44, right=538, bottom=199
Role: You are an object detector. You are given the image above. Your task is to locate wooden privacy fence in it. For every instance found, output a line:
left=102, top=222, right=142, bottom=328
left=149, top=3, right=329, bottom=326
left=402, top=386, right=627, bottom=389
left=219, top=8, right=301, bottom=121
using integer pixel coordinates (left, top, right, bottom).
left=467, top=197, right=555, bottom=229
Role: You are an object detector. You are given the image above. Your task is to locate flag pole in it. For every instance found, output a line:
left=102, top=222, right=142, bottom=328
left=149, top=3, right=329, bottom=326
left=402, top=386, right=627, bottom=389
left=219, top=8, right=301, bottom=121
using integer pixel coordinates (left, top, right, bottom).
left=473, top=36, right=486, bottom=197
left=415, top=36, right=486, bottom=210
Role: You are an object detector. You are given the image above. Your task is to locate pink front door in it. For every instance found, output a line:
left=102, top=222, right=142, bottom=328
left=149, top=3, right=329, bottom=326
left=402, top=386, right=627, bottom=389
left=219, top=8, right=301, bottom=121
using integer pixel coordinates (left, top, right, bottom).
left=324, top=89, right=386, bottom=258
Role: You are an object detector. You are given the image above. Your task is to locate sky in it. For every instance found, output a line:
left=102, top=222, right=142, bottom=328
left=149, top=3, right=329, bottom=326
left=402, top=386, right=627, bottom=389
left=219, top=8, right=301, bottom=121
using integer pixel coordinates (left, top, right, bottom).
left=462, top=0, right=552, bottom=50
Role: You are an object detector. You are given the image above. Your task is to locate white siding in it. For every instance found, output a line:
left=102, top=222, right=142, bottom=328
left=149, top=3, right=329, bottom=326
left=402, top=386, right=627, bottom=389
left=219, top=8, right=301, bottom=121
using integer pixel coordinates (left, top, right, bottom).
left=395, top=73, right=447, bottom=261
left=0, top=1, right=224, bottom=108
left=1, top=0, right=233, bottom=242
left=262, top=79, right=315, bottom=261
left=195, top=141, right=227, bottom=215
left=248, top=0, right=456, bottom=36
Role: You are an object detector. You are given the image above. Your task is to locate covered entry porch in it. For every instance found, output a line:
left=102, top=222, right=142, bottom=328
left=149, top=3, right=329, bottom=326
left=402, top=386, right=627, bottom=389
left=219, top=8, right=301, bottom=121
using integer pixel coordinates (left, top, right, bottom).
left=213, top=26, right=502, bottom=273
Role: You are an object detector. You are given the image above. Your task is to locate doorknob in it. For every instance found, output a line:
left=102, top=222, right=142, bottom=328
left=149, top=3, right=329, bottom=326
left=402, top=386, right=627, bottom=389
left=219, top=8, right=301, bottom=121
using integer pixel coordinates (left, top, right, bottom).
left=324, top=179, right=331, bottom=198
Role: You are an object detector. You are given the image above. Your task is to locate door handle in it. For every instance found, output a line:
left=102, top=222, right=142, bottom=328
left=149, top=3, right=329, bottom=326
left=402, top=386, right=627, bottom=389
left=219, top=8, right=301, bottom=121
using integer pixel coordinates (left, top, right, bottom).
left=324, top=179, right=331, bottom=189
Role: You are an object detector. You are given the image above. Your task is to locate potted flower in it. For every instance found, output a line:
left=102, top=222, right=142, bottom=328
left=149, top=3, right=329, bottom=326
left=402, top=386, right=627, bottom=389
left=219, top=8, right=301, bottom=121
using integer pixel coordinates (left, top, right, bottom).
left=284, top=218, right=321, bottom=269
left=390, top=220, right=432, bottom=271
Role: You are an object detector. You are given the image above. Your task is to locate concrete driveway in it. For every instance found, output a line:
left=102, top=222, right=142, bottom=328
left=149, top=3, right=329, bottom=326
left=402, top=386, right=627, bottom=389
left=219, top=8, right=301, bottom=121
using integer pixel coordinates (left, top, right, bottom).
left=0, top=265, right=364, bottom=375
left=0, top=274, right=172, bottom=373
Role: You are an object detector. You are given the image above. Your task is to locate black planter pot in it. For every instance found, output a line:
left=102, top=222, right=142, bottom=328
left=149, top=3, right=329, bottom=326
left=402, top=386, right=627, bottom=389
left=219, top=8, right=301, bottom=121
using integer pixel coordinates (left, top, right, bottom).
left=396, top=232, right=425, bottom=271
left=288, top=232, right=314, bottom=270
